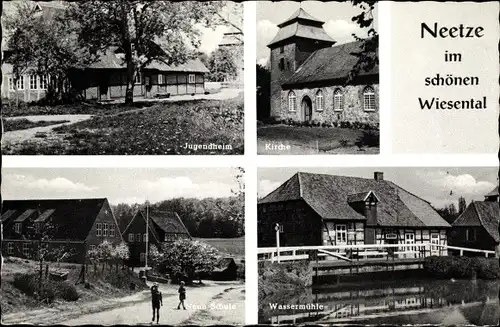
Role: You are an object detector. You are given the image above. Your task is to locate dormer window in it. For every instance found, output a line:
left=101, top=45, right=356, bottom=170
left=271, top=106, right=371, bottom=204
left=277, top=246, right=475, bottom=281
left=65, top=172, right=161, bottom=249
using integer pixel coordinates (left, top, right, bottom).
left=15, top=223, right=22, bottom=234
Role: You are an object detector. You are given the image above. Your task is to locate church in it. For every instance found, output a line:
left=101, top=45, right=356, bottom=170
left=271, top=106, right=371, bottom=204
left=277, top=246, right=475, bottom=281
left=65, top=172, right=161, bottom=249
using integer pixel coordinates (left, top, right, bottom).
left=267, top=8, right=379, bottom=125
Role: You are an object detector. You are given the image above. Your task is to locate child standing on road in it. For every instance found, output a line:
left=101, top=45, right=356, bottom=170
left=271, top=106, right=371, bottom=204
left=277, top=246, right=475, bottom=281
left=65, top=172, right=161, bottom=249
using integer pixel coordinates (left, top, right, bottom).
left=177, top=281, right=186, bottom=310
left=150, top=282, right=163, bottom=324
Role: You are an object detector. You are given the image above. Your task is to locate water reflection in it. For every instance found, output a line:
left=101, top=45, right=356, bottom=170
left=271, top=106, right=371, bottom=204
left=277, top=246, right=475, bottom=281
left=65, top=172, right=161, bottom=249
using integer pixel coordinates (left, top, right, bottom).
left=259, top=279, right=499, bottom=325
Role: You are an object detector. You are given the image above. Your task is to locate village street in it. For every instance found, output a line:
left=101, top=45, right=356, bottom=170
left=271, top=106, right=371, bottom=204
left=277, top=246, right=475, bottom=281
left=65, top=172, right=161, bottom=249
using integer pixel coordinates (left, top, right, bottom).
left=61, top=282, right=245, bottom=326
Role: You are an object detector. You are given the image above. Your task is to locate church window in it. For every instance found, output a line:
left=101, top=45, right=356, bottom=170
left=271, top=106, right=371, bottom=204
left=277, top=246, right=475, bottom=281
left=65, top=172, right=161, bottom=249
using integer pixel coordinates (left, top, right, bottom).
left=279, top=58, right=285, bottom=71
left=315, top=90, right=324, bottom=111
left=288, top=91, right=296, bottom=112
left=363, top=86, right=376, bottom=111
left=334, top=88, right=344, bottom=111
left=280, top=46, right=284, bottom=54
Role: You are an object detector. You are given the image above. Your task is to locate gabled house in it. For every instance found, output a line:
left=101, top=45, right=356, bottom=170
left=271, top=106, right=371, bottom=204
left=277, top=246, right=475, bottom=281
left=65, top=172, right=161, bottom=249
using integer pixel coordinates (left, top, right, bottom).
left=121, top=209, right=191, bottom=266
left=258, top=172, right=450, bottom=256
left=267, top=8, right=378, bottom=124
left=449, top=187, right=499, bottom=253
left=1, top=198, right=123, bottom=263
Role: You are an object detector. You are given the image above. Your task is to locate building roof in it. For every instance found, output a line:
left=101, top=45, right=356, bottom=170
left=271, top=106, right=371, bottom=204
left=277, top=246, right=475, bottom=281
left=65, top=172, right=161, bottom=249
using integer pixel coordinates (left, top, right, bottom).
left=485, top=186, right=499, bottom=197
left=283, top=40, right=379, bottom=86
left=213, top=257, right=236, bottom=272
left=267, top=8, right=335, bottom=48
left=219, top=29, right=243, bottom=47
left=148, top=211, right=190, bottom=236
left=88, top=47, right=209, bottom=73
left=259, top=172, right=450, bottom=228
left=452, top=201, right=500, bottom=242
left=1, top=198, right=108, bottom=240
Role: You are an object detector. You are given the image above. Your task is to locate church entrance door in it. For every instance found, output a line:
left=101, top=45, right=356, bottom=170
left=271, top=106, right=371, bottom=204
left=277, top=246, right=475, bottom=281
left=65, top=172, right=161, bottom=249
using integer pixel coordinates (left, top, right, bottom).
left=302, top=96, right=312, bottom=122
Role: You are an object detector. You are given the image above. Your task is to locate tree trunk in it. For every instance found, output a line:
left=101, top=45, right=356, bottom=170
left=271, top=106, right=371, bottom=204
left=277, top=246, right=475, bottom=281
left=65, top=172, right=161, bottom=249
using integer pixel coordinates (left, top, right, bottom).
left=39, top=258, right=43, bottom=298
left=125, top=60, right=135, bottom=105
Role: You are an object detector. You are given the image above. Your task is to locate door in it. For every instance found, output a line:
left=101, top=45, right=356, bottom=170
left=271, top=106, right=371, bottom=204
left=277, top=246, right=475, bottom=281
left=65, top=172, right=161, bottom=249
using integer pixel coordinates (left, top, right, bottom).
left=405, top=233, right=415, bottom=258
left=302, top=96, right=312, bottom=122
left=430, top=233, right=440, bottom=256
left=145, top=76, right=151, bottom=98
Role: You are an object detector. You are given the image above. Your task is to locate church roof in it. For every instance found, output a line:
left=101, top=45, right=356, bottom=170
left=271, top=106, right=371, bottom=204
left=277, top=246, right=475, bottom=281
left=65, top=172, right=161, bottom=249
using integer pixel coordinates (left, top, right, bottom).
left=282, top=40, right=379, bottom=86
left=267, top=8, right=335, bottom=48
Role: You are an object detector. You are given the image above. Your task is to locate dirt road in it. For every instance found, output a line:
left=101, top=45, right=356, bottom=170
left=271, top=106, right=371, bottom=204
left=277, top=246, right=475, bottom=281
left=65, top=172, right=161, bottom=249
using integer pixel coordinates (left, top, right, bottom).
left=61, top=282, right=245, bottom=326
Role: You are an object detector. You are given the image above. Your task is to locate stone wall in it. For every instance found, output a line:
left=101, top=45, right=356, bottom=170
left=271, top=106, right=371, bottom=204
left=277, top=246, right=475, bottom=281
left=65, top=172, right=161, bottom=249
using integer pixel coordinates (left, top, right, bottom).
left=280, top=83, right=379, bottom=125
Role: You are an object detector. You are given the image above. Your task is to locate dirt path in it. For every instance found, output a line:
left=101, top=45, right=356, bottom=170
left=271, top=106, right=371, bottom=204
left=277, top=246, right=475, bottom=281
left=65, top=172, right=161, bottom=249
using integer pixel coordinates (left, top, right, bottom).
left=2, top=115, right=93, bottom=144
left=60, top=282, right=244, bottom=326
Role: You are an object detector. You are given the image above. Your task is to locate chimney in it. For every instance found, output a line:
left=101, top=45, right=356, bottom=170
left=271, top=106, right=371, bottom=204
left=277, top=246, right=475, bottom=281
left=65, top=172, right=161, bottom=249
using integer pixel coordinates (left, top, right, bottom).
left=374, top=172, right=384, bottom=181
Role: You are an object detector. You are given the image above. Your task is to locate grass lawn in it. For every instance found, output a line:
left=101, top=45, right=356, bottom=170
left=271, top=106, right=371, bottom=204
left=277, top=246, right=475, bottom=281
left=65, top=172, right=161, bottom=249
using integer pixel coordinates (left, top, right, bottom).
left=195, top=237, right=245, bottom=261
left=2, top=118, right=69, bottom=132
left=257, top=124, right=379, bottom=154
left=2, top=95, right=244, bottom=155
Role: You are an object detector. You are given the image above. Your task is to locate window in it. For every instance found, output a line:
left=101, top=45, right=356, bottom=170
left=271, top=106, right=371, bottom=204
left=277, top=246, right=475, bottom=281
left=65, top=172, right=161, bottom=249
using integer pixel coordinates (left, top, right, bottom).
left=8, top=77, right=14, bottom=91
left=288, top=91, right=297, bottom=112
left=158, top=74, right=163, bottom=85
left=34, top=223, right=41, bottom=234
left=316, top=90, right=324, bottom=111
left=23, top=242, right=30, bottom=258
left=165, top=234, right=174, bottom=242
left=96, top=223, right=102, bottom=236
left=7, top=242, right=14, bottom=255
left=128, top=233, right=134, bottom=242
left=134, top=72, right=142, bottom=85
left=143, top=233, right=147, bottom=242
left=109, top=224, right=115, bottom=237
left=336, top=225, right=347, bottom=244
left=363, top=86, right=376, bottom=111
left=466, top=228, right=476, bottom=241
left=39, top=75, right=48, bottom=90
left=188, top=74, right=195, bottom=84
left=15, top=223, right=22, bottom=234
left=29, top=75, right=37, bottom=90
left=103, top=223, right=108, bottom=237
left=89, top=245, right=96, bottom=252
left=17, top=75, right=25, bottom=90
left=135, top=233, right=141, bottom=242
left=280, top=45, right=284, bottom=54
left=334, top=88, right=344, bottom=111
left=139, top=252, right=145, bottom=262
left=279, top=58, right=285, bottom=71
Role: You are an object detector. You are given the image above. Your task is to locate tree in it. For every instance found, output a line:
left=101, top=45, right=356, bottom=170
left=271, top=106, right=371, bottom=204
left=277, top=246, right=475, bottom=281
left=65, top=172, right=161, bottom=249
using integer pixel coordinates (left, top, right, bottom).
left=207, top=47, right=237, bottom=82
left=458, top=196, right=467, bottom=214
left=148, top=244, right=163, bottom=269
left=67, top=1, right=224, bottom=105
left=4, top=2, right=96, bottom=104
left=215, top=167, right=245, bottom=236
left=347, top=1, right=378, bottom=84
left=435, top=203, right=459, bottom=224
left=161, top=239, right=220, bottom=284
left=256, top=64, right=271, bottom=121
left=112, top=242, right=130, bottom=268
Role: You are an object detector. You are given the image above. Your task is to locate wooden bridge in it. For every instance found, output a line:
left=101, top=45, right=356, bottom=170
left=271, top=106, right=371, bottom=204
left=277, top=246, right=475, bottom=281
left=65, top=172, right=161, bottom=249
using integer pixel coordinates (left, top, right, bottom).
left=258, top=243, right=496, bottom=278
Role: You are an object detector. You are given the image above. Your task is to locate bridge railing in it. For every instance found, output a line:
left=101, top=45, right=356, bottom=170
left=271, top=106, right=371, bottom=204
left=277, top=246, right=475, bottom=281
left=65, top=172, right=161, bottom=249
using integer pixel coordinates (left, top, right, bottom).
left=257, top=243, right=496, bottom=263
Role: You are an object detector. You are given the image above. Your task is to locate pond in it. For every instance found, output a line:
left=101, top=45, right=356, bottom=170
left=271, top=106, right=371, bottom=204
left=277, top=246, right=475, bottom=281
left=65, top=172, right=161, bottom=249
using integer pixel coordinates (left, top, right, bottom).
left=259, top=278, right=499, bottom=325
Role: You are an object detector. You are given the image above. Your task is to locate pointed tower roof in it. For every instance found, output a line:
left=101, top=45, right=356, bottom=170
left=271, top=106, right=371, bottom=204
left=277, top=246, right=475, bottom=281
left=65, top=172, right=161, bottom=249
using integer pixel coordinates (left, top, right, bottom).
left=267, top=8, right=335, bottom=48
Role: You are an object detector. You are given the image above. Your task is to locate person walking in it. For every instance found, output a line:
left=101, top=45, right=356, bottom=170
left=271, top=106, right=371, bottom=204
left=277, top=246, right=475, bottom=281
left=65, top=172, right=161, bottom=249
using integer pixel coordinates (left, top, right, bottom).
left=177, top=281, right=186, bottom=310
left=150, top=282, right=162, bottom=324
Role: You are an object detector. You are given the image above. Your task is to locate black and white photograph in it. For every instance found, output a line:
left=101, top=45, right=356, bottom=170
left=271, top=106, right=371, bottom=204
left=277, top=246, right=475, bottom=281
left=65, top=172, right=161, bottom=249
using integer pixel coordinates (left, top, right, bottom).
left=1, top=1, right=244, bottom=155
left=0, top=167, right=245, bottom=325
left=256, top=1, right=379, bottom=155
left=257, top=167, right=499, bottom=325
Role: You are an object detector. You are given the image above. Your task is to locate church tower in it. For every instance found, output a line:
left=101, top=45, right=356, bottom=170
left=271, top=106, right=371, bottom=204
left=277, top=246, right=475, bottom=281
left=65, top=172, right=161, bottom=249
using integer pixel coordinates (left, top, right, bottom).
left=267, top=8, right=335, bottom=118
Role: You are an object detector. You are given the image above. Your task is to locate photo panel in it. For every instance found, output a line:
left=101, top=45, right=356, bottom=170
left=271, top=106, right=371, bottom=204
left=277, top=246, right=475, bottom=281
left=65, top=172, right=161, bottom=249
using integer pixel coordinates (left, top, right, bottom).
left=256, top=1, right=379, bottom=155
left=1, top=167, right=245, bottom=325
left=2, top=1, right=244, bottom=155
left=257, top=166, right=499, bottom=325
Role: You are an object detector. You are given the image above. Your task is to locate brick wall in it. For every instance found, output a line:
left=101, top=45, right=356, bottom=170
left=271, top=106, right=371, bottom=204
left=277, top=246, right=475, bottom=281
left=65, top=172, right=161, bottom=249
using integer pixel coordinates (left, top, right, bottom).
left=280, top=83, right=379, bottom=124
left=86, top=200, right=123, bottom=249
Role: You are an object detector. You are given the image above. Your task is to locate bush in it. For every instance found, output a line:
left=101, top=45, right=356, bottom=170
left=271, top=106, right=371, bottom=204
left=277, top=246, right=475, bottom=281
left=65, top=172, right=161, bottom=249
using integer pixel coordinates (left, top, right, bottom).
left=55, top=282, right=79, bottom=301
left=191, top=93, right=195, bottom=96
left=204, top=91, right=210, bottom=95
left=13, top=273, right=38, bottom=296
left=311, top=119, right=320, bottom=127
left=423, top=256, right=500, bottom=279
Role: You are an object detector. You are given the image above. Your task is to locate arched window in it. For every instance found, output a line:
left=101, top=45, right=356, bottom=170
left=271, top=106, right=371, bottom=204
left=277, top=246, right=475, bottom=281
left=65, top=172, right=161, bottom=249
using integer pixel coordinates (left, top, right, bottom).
left=316, top=90, right=324, bottom=111
left=333, top=88, right=343, bottom=111
left=288, top=91, right=297, bottom=112
left=363, top=86, right=376, bottom=111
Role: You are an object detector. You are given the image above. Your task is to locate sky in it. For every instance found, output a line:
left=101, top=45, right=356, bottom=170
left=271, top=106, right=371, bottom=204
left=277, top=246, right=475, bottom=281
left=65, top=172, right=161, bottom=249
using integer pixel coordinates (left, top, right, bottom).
left=2, top=168, right=241, bottom=206
left=258, top=167, right=498, bottom=209
left=256, top=1, right=378, bottom=66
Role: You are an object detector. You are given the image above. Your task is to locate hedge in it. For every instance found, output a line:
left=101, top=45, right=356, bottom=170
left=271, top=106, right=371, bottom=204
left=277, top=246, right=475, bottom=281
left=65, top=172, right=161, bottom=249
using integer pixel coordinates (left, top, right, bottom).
left=13, top=273, right=79, bottom=303
left=423, top=256, right=500, bottom=279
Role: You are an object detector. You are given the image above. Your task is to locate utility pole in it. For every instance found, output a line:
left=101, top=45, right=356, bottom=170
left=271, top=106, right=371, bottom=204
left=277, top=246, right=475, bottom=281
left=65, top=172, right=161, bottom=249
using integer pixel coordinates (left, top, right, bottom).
left=145, top=200, right=149, bottom=274
left=275, top=223, right=281, bottom=263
